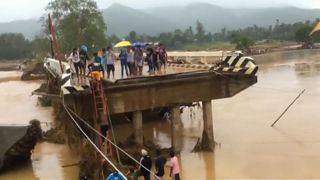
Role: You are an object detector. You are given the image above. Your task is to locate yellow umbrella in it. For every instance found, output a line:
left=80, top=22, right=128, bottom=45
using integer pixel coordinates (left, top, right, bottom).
left=114, top=40, right=131, bottom=48
left=310, top=22, right=320, bottom=35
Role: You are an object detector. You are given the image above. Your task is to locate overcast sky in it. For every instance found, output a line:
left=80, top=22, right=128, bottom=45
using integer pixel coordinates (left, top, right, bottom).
left=0, top=0, right=320, bottom=22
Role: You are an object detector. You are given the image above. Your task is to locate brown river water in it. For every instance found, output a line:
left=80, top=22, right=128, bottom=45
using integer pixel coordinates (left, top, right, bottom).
left=1, top=49, right=320, bottom=179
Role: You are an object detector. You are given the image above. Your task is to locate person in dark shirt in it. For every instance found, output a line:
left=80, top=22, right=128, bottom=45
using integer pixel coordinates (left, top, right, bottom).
left=154, top=149, right=166, bottom=180
left=152, top=48, right=159, bottom=73
left=79, top=46, right=90, bottom=76
left=119, top=48, right=129, bottom=78
left=146, top=47, right=154, bottom=73
left=139, top=149, right=152, bottom=180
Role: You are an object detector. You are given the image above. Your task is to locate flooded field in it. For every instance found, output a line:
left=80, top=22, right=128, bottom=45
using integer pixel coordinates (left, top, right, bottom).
left=1, top=49, right=320, bottom=179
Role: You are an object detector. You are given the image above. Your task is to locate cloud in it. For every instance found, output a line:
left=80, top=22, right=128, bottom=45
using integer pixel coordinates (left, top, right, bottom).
left=0, top=0, right=319, bottom=22
left=0, top=0, right=51, bottom=22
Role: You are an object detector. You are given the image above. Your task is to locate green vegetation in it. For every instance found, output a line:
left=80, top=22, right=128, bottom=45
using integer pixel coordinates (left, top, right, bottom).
left=1, top=10, right=320, bottom=60
left=46, top=0, right=107, bottom=53
left=0, top=33, right=32, bottom=60
left=31, top=36, right=51, bottom=58
left=231, top=36, right=255, bottom=50
left=117, top=19, right=320, bottom=50
left=38, top=96, right=52, bottom=107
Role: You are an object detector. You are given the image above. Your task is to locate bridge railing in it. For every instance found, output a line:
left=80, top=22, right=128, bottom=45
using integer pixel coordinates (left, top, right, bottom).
left=44, top=58, right=70, bottom=78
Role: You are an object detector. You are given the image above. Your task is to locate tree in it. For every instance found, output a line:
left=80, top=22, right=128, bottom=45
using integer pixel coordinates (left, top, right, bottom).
left=0, top=33, right=31, bottom=60
left=231, top=36, right=255, bottom=50
left=31, top=35, right=51, bottom=58
left=195, top=20, right=205, bottom=43
left=45, top=0, right=107, bottom=53
left=295, top=25, right=312, bottom=43
left=128, top=31, right=137, bottom=42
left=183, top=26, right=194, bottom=43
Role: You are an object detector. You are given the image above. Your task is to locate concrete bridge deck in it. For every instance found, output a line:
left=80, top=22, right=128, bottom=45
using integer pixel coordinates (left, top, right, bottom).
left=103, top=70, right=256, bottom=114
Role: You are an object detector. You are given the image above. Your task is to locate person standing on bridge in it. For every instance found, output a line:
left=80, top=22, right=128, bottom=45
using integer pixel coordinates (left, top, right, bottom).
left=88, top=52, right=105, bottom=81
left=127, top=47, right=135, bottom=76
left=67, top=48, right=82, bottom=83
left=79, top=45, right=90, bottom=78
left=106, top=46, right=116, bottom=79
left=157, top=43, right=168, bottom=72
left=146, top=46, right=154, bottom=74
left=119, top=48, right=129, bottom=78
left=134, top=47, right=144, bottom=76
left=152, top=47, right=159, bottom=73
left=102, top=48, right=107, bottom=75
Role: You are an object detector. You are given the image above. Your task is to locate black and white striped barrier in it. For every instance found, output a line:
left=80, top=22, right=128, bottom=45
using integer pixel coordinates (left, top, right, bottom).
left=60, top=74, right=90, bottom=95
left=44, top=58, right=71, bottom=78
left=218, top=54, right=258, bottom=75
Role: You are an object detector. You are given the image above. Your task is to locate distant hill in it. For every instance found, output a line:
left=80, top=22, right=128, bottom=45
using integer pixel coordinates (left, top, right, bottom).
left=145, top=4, right=320, bottom=31
left=144, top=3, right=238, bottom=31
left=102, top=3, right=180, bottom=37
left=0, top=19, right=41, bottom=39
left=1, top=3, right=320, bottom=39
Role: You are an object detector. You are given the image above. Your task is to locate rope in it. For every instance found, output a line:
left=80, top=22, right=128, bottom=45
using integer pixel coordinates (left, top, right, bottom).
left=105, top=98, right=121, bottom=165
left=65, top=106, right=160, bottom=179
left=62, top=101, right=127, bottom=180
left=271, top=89, right=306, bottom=127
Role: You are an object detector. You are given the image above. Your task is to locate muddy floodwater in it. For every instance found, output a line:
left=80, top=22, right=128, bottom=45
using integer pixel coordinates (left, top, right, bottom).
left=1, top=49, right=320, bottom=179
left=116, top=49, right=320, bottom=179
left=0, top=72, right=79, bottom=180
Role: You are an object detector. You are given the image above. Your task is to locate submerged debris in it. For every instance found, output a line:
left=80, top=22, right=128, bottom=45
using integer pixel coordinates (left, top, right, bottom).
left=42, top=127, right=66, bottom=144
left=1, top=119, right=42, bottom=171
left=192, top=130, right=215, bottom=152
left=21, top=59, right=46, bottom=81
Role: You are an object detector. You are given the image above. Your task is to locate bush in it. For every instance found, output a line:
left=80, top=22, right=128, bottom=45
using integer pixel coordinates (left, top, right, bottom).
left=37, top=96, right=52, bottom=107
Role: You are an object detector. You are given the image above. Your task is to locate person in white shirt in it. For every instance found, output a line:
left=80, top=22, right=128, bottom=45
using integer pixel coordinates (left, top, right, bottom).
left=105, top=46, right=116, bottom=79
left=134, top=47, right=144, bottom=76
left=67, top=48, right=83, bottom=82
left=127, top=47, right=135, bottom=75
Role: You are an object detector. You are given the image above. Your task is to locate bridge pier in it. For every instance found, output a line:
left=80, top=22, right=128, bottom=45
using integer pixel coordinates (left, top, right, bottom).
left=171, top=106, right=183, bottom=151
left=202, top=101, right=215, bottom=151
left=133, top=111, right=143, bottom=145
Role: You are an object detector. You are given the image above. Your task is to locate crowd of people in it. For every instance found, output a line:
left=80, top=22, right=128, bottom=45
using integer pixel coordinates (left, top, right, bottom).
left=67, top=43, right=168, bottom=83
left=106, top=149, right=181, bottom=180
